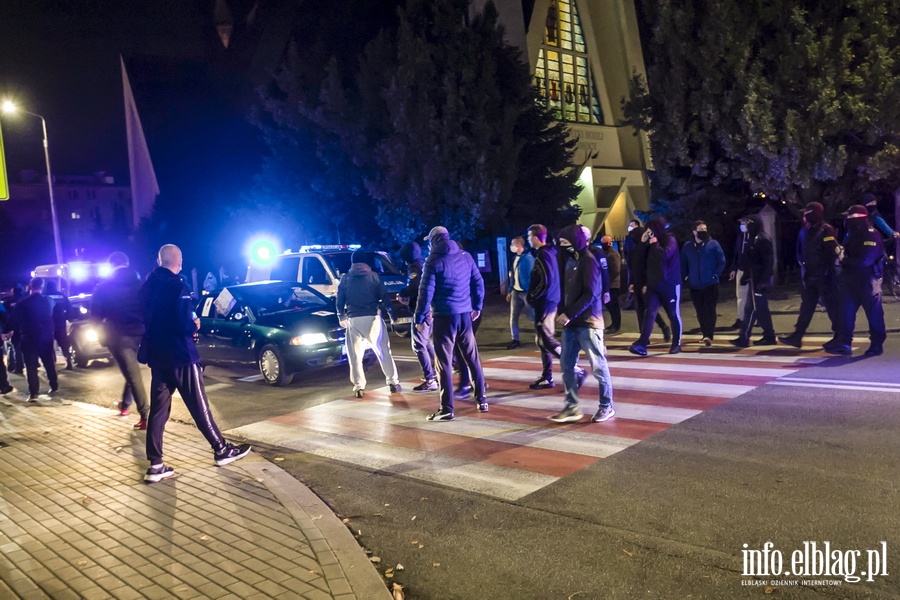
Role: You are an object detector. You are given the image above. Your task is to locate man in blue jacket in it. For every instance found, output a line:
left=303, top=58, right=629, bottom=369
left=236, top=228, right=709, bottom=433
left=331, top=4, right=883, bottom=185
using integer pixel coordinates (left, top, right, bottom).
left=680, top=220, right=726, bottom=346
left=139, top=244, right=249, bottom=483
left=505, top=236, right=535, bottom=349
left=415, top=226, right=487, bottom=421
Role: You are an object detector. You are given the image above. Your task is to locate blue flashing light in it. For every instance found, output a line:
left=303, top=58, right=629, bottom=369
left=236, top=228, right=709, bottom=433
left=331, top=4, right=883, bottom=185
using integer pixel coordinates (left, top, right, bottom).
left=247, top=236, right=281, bottom=267
left=69, top=264, right=89, bottom=281
left=97, top=263, right=113, bottom=278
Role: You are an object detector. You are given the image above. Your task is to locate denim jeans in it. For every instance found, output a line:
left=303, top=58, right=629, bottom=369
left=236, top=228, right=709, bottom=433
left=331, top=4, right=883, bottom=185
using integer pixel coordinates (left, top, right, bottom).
left=560, top=327, right=613, bottom=409
left=509, top=289, right=535, bottom=341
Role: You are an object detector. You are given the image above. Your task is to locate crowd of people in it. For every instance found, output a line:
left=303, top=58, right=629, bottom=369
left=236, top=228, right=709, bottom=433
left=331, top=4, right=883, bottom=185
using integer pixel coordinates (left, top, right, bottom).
left=0, top=195, right=892, bottom=477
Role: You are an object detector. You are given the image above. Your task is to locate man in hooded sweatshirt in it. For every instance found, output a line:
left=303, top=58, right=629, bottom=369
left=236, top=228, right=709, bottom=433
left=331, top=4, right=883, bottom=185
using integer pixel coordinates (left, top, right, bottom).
left=336, top=250, right=401, bottom=397
left=778, top=203, right=840, bottom=348
left=139, top=244, right=249, bottom=483
left=629, top=216, right=683, bottom=356
left=398, top=241, right=437, bottom=392
left=550, top=225, right=615, bottom=424
left=730, top=216, right=776, bottom=348
left=92, top=251, right=150, bottom=428
left=825, top=204, right=886, bottom=356
left=415, top=226, right=486, bottom=421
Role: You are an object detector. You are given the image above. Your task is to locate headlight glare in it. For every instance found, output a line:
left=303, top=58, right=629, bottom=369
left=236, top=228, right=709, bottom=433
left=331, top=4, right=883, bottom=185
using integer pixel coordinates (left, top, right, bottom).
left=84, top=328, right=99, bottom=343
left=290, top=332, right=329, bottom=346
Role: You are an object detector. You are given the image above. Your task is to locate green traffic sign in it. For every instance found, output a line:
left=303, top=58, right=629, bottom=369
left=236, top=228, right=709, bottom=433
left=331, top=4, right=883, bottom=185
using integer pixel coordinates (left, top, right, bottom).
left=0, top=124, right=8, bottom=200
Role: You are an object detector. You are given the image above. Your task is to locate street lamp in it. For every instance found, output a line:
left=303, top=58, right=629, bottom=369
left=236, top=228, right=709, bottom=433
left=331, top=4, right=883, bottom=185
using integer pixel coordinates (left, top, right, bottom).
left=1, top=100, right=64, bottom=263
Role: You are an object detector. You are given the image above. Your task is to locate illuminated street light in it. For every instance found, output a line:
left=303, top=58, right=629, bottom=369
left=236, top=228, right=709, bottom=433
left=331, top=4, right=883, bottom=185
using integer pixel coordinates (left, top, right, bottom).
left=1, top=100, right=64, bottom=263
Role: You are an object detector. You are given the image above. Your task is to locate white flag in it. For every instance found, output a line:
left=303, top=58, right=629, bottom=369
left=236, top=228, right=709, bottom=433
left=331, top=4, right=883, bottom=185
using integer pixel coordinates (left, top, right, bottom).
left=121, top=55, right=159, bottom=228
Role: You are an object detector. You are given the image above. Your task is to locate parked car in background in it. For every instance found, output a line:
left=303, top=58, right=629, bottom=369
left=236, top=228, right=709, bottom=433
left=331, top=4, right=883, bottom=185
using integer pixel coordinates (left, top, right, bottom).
left=68, top=295, right=112, bottom=368
left=194, top=281, right=348, bottom=386
left=245, top=245, right=412, bottom=331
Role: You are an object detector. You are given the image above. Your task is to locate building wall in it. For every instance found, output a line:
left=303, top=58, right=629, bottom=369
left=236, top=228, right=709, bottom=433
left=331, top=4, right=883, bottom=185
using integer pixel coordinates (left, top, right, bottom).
left=494, top=0, right=652, bottom=237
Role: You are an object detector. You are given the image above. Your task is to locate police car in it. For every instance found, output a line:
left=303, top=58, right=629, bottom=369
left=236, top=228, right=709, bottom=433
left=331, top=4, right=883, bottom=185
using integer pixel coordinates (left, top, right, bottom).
left=245, top=245, right=413, bottom=330
left=32, top=262, right=112, bottom=368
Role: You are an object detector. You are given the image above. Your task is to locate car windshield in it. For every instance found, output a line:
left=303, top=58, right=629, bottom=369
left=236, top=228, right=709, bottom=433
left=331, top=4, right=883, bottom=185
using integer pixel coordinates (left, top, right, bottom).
left=322, top=251, right=401, bottom=277
left=230, top=284, right=328, bottom=316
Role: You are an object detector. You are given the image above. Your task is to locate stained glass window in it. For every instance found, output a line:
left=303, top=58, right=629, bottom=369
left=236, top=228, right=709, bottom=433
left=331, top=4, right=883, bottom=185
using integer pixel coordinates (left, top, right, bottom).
left=535, top=0, right=603, bottom=124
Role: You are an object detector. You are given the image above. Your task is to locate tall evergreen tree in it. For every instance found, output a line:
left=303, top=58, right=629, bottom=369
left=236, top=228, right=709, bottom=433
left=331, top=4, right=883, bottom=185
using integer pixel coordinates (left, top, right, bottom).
left=255, top=0, right=580, bottom=247
left=625, top=0, right=900, bottom=220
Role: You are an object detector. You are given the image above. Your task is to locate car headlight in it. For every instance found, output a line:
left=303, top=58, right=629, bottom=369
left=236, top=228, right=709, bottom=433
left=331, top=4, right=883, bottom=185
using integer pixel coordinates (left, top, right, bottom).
left=84, top=328, right=99, bottom=343
left=290, top=332, right=329, bottom=346
left=79, top=306, right=88, bottom=315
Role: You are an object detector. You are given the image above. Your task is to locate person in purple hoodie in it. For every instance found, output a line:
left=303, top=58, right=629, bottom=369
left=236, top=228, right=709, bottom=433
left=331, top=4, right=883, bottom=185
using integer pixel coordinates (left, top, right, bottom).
left=139, top=244, right=249, bottom=483
left=629, top=216, right=683, bottom=356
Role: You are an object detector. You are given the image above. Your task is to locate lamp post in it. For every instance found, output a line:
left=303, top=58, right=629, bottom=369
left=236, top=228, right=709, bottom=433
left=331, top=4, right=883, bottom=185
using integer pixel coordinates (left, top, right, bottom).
left=1, top=100, right=64, bottom=263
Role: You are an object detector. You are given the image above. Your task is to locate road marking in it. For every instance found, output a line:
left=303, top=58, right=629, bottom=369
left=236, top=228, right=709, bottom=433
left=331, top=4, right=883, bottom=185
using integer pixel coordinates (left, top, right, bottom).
left=226, top=347, right=817, bottom=499
left=768, top=378, right=900, bottom=393
left=238, top=374, right=264, bottom=382
left=204, top=383, right=232, bottom=393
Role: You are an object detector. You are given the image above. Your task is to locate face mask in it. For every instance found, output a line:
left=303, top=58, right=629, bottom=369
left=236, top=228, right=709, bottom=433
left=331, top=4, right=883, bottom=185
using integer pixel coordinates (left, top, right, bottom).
left=740, top=223, right=748, bottom=233
left=696, top=231, right=710, bottom=241
left=564, top=246, right=576, bottom=257
left=627, top=225, right=635, bottom=232
left=601, top=243, right=612, bottom=251
left=509, top=246, right=517, bottom=253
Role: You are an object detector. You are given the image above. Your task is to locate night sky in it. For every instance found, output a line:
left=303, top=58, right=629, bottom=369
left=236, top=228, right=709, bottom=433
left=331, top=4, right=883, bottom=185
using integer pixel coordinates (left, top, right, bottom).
left=0, top=0, right=226, bottom=182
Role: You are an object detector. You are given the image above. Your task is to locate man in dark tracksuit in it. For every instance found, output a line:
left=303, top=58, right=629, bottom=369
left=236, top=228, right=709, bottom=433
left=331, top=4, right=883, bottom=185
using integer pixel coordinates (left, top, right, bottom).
left=550, top=225, right=614, bottom=424
left=731, top=216, right=776, bottom=347
left=399, top=242, right=437, bottom=392
left=139, top=244, right=249, bottom=483
left=778, top=202, right=840, bottom=348
left=825, top=205, right=886, bottom=356
left=9, top=278, right=59, bottom=400
left=415, top=226, right=487, bottom=420
left=92, top=251, right=150, bottom=429
left=626, top=224, right=671, bottom=340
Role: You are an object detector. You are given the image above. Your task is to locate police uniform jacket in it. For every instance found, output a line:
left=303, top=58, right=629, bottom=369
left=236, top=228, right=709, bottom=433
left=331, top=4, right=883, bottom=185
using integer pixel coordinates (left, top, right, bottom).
left=796, top=223, right=839, bottom=281
left=841, top=225, right=884, bottom=279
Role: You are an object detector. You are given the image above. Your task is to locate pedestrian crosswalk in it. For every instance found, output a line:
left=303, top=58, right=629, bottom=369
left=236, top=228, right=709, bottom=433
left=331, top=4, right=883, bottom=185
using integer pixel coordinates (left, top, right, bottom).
left=225, top=333, right=840, bottom=501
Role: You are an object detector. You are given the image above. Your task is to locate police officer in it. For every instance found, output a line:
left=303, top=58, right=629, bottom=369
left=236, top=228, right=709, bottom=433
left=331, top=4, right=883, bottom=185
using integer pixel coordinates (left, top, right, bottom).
left=777, top=203, right=840, bottom=348
left=825, top=204, right=886, bottom=356
left=731, top=215, right=776, bottom=348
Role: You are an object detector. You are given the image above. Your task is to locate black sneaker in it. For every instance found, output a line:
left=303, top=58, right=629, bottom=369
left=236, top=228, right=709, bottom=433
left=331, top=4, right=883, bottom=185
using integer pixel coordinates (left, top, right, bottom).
left=426, top=408, right=454, bottom=421
left=529, top=377, right=555, bottom=390
left=214, top=443, right=251, bottom=466
left=865, top=345, right=883, bottom=357
left=390, top=383, right=402, bottom=393
left=628, top=344, right=648, bottom=356
left=144, top=464, right=175, bottom=483
left=753, top=336, right=777, bottom=346
left=777, top=333, right=803, bottom=348
left=27, top=394, right=40, bottom=402
left=354, top=389, right=365, bottom=398
left=506, top=339, right=522, bottom=350
left=0, top=386, right=15, bottom=396
left=455, top=385, right=473, bottom=399
left=413, top=379, right=438, bottom=392
left=476, top=399, right=489, bottom=412
left=730, top=337, right=750, bottom=348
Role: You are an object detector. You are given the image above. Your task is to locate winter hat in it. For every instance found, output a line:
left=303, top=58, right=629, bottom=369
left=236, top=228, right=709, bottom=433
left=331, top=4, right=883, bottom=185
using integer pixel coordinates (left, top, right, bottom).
left=351, top=250, right=367, bottom=264
left=862, top=193, right=877, bottom=207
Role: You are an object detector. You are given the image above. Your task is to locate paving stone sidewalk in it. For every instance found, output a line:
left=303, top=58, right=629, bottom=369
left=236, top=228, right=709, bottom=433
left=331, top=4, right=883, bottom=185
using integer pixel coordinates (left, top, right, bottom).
left=0, top=397, right=390, bottom=600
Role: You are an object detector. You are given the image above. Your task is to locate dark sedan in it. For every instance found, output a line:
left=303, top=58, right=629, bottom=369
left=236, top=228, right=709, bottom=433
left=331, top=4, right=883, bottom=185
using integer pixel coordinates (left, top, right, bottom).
left=194, top=281, right=346, bottom=386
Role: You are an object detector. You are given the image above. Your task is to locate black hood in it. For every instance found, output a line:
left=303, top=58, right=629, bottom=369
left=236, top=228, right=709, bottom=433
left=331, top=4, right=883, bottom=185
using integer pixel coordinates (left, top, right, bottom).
left=146, top=266, right=184, bottom=293
left=558, top=225, right=588, bottom=251
left=744, top=217, right=763, bottom=237
left=399, top=242, right=422, bottom=264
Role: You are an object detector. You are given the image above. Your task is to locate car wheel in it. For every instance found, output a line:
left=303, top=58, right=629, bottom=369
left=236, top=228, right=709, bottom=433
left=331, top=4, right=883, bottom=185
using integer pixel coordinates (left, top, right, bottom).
left=259, top=344, right=294, bottom=386
left=71, top=344, right=89, bottom=368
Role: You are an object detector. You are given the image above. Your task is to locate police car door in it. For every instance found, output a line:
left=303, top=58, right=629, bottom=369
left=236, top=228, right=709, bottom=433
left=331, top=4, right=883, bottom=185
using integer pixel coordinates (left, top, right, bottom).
left=301, top=256, right=336, bottom=296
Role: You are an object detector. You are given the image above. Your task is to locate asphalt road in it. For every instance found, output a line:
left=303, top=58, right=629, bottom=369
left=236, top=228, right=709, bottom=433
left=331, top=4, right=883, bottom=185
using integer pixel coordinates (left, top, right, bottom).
left=45, top=287, right=900, bottom=599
